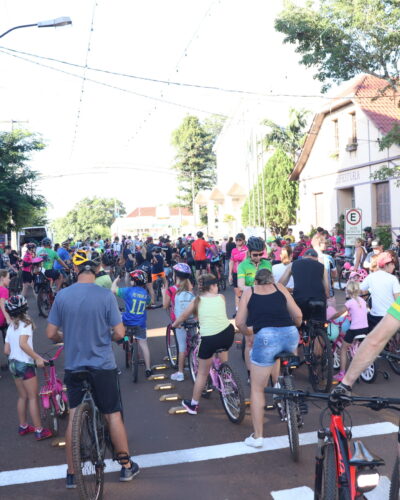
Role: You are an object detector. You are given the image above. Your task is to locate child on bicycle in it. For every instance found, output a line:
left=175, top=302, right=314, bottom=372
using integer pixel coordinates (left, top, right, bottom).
left=3, top=295, right=52, bottom=440
left=112, top=270, right=153, bottom=378
left=331, top=280, right=369, bottom=382
left=164, top=263, right=196, bottom=382
left=172, top=273, right=235, bottom=414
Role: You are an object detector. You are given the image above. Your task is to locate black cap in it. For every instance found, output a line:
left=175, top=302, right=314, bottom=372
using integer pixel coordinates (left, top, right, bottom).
left=304, top=248, right=318, bottom=257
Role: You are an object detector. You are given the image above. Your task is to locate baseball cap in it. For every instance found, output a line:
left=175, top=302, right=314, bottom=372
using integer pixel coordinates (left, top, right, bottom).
left=304, top=248, right=318, bottom=257
left=377, top=251, right=394, bottom=268
left=371, top=240, right=380, bottom=248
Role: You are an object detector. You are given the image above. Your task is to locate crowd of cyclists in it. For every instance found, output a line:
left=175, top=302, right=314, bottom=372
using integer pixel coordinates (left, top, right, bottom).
left=0, top=223, right=400, bottom=493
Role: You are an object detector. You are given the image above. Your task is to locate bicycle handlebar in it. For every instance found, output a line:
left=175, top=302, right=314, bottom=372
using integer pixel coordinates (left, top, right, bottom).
left=43, top=345, right=64, bottom=366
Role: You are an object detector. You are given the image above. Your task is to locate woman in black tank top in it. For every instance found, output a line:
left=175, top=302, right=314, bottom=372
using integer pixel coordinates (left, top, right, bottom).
left=235, top=268, right=302, bottom=448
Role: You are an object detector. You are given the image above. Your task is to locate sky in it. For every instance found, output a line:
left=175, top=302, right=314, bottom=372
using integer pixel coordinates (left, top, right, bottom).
left=0, top=0, right=328, bottom=220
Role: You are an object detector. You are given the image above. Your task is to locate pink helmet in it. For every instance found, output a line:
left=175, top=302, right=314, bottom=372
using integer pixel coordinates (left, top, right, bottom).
left=343, top=262, right=352, bottom=270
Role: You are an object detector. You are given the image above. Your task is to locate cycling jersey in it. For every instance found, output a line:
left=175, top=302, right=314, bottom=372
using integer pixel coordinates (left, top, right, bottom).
left=38, top=248, right=59, bottom=271
left=388, top=297, right=400, bottom=321
left=117, top=286, right=151, bottom=327
left=230, top=246, right=248, bottom=273
left=237, top=257, right=272, bottom=286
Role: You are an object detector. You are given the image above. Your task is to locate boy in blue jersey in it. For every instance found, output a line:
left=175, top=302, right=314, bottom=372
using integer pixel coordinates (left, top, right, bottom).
left=111, top=269, right=152, bottom=378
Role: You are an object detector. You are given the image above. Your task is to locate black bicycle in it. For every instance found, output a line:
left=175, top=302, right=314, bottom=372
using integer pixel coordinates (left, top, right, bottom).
left=123, top=326, right=144, bottom=383
left=71, top=370, right=115, bottom=500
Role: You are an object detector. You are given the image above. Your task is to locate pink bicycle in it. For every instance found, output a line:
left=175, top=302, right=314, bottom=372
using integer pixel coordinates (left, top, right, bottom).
left=39, top=345, right=68, bottom=435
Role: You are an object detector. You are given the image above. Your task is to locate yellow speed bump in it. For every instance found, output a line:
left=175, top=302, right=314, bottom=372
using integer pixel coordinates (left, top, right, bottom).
left=168, top=406, right=188, bottom=415
left=154, top=383, right=175, bottom=391
left=51, top=437, right=66, bottom=447
left=152, top=364, right=168, bottom=371
left=159, top=393, right=182, bottom=402
left=245, top=399, right=251, bottom=406
left=148, top=373, right=167, bottom=381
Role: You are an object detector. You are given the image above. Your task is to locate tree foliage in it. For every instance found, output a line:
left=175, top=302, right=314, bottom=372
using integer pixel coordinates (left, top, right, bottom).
left=242, top=149, right=298, bottom=235
left=275, top=0, right=400, bottom=93
left=0, top=130, right=46, bottom=232
left=52, top=197, right=126, bottom=242
left=171, top=115, right=225, bottom=209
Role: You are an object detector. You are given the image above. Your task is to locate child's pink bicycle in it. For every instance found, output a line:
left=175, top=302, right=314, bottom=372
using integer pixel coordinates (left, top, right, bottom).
left=39, top=345, right=68, bottom=435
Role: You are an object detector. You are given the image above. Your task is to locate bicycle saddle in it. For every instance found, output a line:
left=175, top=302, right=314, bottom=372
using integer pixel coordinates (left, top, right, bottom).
left=274, top=351, right=300, bottom=366
left=307, top=300, right=326, bottom=311
left=349, top=440, right=385, bottom=467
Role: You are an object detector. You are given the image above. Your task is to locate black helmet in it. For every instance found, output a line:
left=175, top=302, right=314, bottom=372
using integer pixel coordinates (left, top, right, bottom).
left=247, top=236, right=265, bottom=252
left=5, top=295, right=28, bottom=317
left=196, top=231, right=203, bottom=238
left=90, top=251, right=102, bottom=267
left=42, top=238, right=52, bottom=246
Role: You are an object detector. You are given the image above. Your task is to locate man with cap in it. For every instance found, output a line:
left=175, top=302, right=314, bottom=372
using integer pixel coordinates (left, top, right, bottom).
left=360, top=251, right=400, bottom=331
left=363, top=240, right=382, bottom=270
left=279, top=248, right=329, bottom=322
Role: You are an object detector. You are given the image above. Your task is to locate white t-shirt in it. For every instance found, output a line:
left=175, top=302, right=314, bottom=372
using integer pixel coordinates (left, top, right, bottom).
left=272, top=262, right=294, bottom=288
left=360, top=270, right=400, bottom=317
left=5, top=322, right=34, bottom=364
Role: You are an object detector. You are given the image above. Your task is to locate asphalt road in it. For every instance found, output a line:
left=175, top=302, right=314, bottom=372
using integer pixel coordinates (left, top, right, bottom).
left=0, top=284, right=399, bottom=500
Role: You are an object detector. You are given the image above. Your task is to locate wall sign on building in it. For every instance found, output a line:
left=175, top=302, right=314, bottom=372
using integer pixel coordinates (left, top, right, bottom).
left=345, top=208, right=362, bottom=246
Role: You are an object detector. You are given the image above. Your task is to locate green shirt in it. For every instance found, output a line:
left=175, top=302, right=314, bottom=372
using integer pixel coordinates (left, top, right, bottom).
left=237, top=257, right=272, bottom=286
left=95, top=273, right=112, bottom=289
left=40, top=248, right=60, bottom=270
left=388, top=297, right=400, bottom=321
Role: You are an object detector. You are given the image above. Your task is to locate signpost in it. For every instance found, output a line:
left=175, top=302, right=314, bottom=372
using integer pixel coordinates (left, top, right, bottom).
left=345, top=208, right=362, bottom=246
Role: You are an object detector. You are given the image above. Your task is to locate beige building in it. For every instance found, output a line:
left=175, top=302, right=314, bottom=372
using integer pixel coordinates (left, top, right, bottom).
left=291, top=74, right=400, bottom=236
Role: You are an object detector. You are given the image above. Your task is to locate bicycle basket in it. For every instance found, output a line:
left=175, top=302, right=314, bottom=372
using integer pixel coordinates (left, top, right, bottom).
left=327, top=322, right=340, bottom=341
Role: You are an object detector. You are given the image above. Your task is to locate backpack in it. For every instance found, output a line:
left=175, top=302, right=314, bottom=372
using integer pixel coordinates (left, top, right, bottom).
left=174, top=290, right=195, bottom=320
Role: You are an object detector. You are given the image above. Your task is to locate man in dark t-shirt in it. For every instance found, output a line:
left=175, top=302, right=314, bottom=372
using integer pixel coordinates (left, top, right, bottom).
left=279, top=248, right=329, bottom=321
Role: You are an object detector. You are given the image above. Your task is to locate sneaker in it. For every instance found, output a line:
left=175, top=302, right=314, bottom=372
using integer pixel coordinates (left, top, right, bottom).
left=145, top=369, right=153, bottom=378
left=244, top=433, right=263, bottom=448
left=120, top=461, right=140, bottom=482
left=18, top=425, right=35, bottom=436
left=66, top=473, right=77, bottom=489
left=333, top=371, right=345, bottom=382
left=35, top=428, right=52, bottom=441
left=182, top=399, right=199, bottom=415
left=170, top=372, right=184, bottom=382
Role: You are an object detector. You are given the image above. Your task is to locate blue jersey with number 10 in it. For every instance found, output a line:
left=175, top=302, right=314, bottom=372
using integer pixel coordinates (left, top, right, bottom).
left=117, top=286, right=150, bottom=327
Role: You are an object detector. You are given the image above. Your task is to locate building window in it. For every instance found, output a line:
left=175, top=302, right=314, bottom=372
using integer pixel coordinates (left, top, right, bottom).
left=350, top=112, right=357, bottom=143
left=333, top=119, right=339, bottom=152
left=375, top=182, right=390, bottom=225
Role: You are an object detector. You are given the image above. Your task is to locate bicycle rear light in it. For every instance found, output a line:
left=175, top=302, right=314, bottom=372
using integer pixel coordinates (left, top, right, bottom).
left=356, top=469, right=380, bottom=492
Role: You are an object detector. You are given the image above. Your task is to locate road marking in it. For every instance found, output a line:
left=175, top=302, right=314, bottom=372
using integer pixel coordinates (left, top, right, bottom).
left=270, top=475, right=391, bottom=499
left=0, top=422, right=396, bottom=487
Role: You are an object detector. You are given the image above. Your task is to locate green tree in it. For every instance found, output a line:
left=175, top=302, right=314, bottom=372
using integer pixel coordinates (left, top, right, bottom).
left=275, top=0, right=400, bottom=93
left=242, top=149, right=298, bottom=235
left=52, top=197, right=126, bottom=242
left=171, top=115, right=225, bottom=211
left=0, top=130, right=46, bottom=232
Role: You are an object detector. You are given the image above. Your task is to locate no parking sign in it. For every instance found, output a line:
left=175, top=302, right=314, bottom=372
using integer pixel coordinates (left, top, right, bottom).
left=345, top=209, right=362, bottom=246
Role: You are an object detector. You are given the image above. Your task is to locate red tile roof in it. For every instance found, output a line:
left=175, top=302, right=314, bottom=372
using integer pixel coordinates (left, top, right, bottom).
left=126, top=206, right=192, bottom=218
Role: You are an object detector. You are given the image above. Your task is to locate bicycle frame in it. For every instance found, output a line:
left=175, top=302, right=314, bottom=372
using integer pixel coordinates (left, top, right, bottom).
left=40, top=346, right=67, bottom=413
left=208, top=356, right=236, bottom=397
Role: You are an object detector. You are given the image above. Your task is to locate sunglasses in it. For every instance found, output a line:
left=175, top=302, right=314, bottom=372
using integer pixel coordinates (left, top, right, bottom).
left=251, top=252, right=263, bottom=257
left=235, top=239, right=243, bottom=242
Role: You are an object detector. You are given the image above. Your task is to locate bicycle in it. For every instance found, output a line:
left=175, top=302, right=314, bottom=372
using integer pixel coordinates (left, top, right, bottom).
left=9, top=269, right=23, bottom=294
left=190, top=344, right=246, bottom=424
left=71, top=370, right=115, bottom=500
left=39, top=345, right=68, bottom=435
left=335, top=256, right=354, bottom=290
left=265, top=387, right=399, bottom=500
left=299, top=300, right=333, bottom=392
left=266, top=351, right=307, bottom=462
left=211, top=260, right=226, bottom=292
left=35, top=273, right=56, bottom=318
left=384, top=329, right=400, bottom=375
left=165, top=321, right=199, bottom=371
left=122, top=326, right=145, bottom=383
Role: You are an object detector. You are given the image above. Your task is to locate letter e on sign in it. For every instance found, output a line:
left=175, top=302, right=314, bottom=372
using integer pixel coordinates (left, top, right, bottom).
left=345, top=209, right=362, bottom=245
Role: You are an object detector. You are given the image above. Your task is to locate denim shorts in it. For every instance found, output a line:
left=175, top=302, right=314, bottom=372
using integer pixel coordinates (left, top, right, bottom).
left=250, top=326, right=299, bottom=367
left=125, top=325, right=147, bottom=340
left=9, top=359, right=37, bottom=380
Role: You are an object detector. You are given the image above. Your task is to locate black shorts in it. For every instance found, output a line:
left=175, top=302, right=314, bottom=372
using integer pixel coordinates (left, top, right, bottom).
left=198, top=323, right=235, bottom=359
left=64, top=368, right=122, bottom=414
left=368, top=313, right=383, bottom=332
left=344, top=327, right=369, bottom=344
left=22, top=270, right=33, bottom=283
left=232, top=272, right=238, bottom=288
left=195, top=260, right=208, bottom=270
left=45, top=269, right=60, bottom=281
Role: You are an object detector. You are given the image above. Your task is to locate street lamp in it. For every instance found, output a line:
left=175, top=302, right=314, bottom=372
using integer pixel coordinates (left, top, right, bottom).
left=0, top=17, right=72, bottom=39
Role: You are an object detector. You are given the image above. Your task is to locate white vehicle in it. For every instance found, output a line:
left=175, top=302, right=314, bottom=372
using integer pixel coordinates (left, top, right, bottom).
left=16, top=226, right=53, bottom=251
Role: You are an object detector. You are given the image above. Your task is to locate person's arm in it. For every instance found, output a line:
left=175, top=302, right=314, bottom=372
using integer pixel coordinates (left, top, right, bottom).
left=172, top=301, right=196, bottom=328
left=323, top=268, right=330, bottom=299
left=278, top=263, right=292, bottom=286
left=329, top=306, right=348, bottom=321
left=0, top=297, right=11, bottom=324
left=237, top=276, right=246, bottom=292
left=4, top=341, right=10, bottom=356
left=353, top=247, right=361, bottom=270
left=276, top=283, right=302, bottom=326
left=235, top=288, right=252, bottom=335
left=342, top=313, right=400, bottom=387
left=46, top=323, right=63, bottom=343
left=19, top=334, right=46, bottom=368
left=111, top=278, right=119, bottom=294
left=112, top=322, right=125, bottom=342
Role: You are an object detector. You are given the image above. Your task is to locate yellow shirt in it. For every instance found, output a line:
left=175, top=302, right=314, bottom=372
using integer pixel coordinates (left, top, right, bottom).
left=198, top=295, right=230, bottom=336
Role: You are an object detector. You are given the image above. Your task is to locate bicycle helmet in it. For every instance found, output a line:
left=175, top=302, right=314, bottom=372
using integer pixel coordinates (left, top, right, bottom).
left=61, top=240, right=69, bottom=248
left=5, top=295, right=28, bottom=317
left=129, top=269, right=147, bottom=286
left=173, top=262, right=192, bottom=278
left=90, top=251, right=102, bottom=267
left=196, top=231, right=203, bottom=238
left=72, top=250, right=98, bottom=273
left=26, top=242, right=36, bottom=250
left=247, top=236, right=265, bottom=252
left=42, top=238, right=52, bottom=246
left=152, top=246, right=162, bottom=253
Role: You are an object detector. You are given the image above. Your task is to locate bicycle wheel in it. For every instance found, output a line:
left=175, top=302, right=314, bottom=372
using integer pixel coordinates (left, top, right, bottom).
left=389, top=455, right=399, bottom=500
left=189, top=344, right=199, bottom=383
left=37, top=287, right=51, bottom=318
left=319, top=443, right=338, bottom=500
left=387, top=331, right=400, bottom=375
left=218, top=363, right=245, bottom=424
left=360, top=362, right=377, bottom=383
left=333, top=345, right=341, bottom=371
left=283, top=375, right=300, bottom=462
left=124, top=339, right=131, bottom=369
left=72, top=401, right=105, bottom=500
left=42, top=397, right=59, bottom=436
left=131, top=341, right=139, bottom=383
left=309, top=328, right=333, bottom=392
left=166, top=325, right=178, bottom=369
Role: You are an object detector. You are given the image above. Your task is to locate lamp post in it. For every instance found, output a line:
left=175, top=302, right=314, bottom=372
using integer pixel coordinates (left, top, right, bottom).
left=0, top=17, right=72, bottom=39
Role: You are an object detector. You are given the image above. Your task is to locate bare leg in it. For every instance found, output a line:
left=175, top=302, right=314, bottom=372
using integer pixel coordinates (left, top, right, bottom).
left=250, top=364, right=274, bottom=438
left=65, top=407, right=76, bottom=473
left=14, top=378, right=28, bottom=426
left=104, top=412, right=131, bottom=468
left=178, top=352, right=185, bottom=373
left=23, top=376, right=42, bottom=428
left=192, top=357, right=213, bottom=402
left=218, top=350, right=228, bottom=363
left=270, top=360, right=280, bottom=385
left=138, top=339, right=151, bottom=371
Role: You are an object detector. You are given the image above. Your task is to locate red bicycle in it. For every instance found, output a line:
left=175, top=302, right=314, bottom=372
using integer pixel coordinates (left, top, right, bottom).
left=265, top=387, right=400, bottom=499
left=39, top=345, right=68, bottom=435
